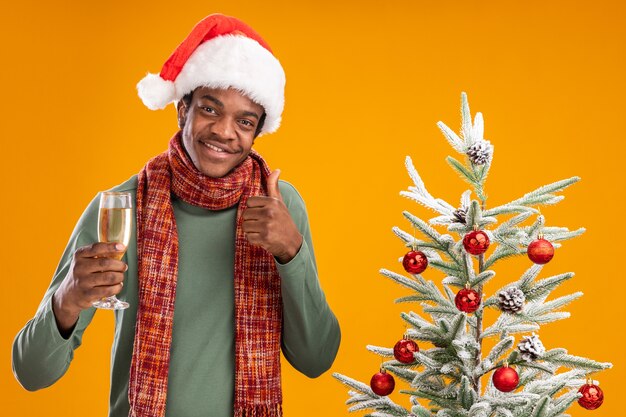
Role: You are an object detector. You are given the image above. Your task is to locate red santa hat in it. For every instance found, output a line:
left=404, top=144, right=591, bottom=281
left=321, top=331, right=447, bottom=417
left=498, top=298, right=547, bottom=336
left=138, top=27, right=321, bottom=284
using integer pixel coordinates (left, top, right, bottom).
left=137, top=14, right=285, bottom=135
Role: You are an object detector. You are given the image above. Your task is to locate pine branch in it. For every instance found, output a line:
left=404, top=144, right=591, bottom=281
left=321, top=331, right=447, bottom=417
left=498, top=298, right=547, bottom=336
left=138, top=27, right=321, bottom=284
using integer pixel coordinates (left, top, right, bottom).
left=524, top=273, right=575, bottom=302
left=447, top=156, right=479, bottom=187
left=515, top=361, right=556, bottom=376
left=442, top=275, right=465, bottom=288
left=461, top=92, right=474, bottom=147
left=466, top=200, right=492, bottom=230
left=429, top=259, right=464, bottom=276
left=459, top=375, right=478, bottom=410
left=529, top=396, right=550, bottom=417
left=483, top=245, right=522, bottom=270
left=498, top=177, right=580, bottom=209
left=392, top=227, right=445, bottom=259
left=411, top=368, right=447, bottom=391
left=472, top=157, right=492, bottom=204
left=401, top=311, right=432, bottom=329
left=401, top=388, right=459, bottom=410
left=468, top=402, right=492, bottom=417
left=482, top=337, right=515, bottom=372
left=483, top=205, right=539, bottom=217
left=546, top=392, right=581, bottom=417
left=437, top=94, right=493, bottom=207
left=517, top=264, right=544, bottom=293
left=400, top=156, right=457, bottom=216
left=523, top=293, right=582, bottom=318
left=333, top=373, right=375, bottom=395
left=445, top=314, right=467, bottom=344
left=437, top=121, right=465, bottom=154
left=482, top=312, right=542, bottom=339
left=403, top=211, right=455, bottom=250
left=333, top=373, right=411, bottom=415
left=410, top=404, right=435, bottom=417
left=524, top=370, right=588, bottom=393
left=471, top=270, right=496, bottom=287
left=384, top=364, right=420, bottom=384
left=540, top=349, right=613, bottom=371
left=495, top=408, right=514, bottom=417
left=380, top=268, right=452, bottom=306
left=366, top=345, right=394, bottom=357
left=493, top=211, right=534, bottom=236
left=545, top=228, right=586, bottom=242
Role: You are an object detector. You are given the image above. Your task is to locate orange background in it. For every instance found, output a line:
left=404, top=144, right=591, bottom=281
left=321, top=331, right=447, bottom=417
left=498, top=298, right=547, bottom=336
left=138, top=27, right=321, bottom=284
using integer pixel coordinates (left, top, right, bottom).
left=2, top=1, right=624, bottom=416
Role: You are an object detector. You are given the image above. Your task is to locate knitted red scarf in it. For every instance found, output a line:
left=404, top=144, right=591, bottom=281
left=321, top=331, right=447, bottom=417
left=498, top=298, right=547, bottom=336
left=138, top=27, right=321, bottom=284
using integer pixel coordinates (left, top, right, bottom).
left=128, top=131, right=283, bottom=417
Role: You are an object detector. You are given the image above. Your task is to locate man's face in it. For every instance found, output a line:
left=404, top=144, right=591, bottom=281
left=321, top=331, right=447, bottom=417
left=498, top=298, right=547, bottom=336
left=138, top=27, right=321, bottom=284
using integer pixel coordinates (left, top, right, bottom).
left=178, top=87, right=264, bottom=178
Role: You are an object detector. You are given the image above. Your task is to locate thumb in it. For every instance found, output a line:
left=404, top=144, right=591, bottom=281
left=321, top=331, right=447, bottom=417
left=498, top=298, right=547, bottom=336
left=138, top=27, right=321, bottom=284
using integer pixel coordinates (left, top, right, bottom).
left=267, top=169, right=282, bottom=201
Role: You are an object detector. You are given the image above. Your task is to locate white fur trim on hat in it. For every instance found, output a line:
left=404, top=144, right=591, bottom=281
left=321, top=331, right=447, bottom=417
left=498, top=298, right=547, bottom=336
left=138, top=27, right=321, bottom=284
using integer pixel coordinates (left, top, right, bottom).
left=137, top=35, right=285, bottom=135
left=137, top=73, right=176, bottom=111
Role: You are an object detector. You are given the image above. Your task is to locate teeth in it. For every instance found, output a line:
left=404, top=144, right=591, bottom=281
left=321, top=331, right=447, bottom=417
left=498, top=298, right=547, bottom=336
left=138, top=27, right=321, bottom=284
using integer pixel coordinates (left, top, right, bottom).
left=202, top=142, right=225, bottom=152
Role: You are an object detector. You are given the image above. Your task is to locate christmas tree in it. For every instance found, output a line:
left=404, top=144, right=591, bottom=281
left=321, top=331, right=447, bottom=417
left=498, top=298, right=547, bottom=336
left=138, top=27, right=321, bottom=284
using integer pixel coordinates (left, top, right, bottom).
left=332, top=93, right=612, bottom=416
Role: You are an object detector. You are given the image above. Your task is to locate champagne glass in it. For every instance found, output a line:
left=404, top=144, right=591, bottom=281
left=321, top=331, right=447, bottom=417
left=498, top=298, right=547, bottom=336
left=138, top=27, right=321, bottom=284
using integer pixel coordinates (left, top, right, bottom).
left=93, top=192, right=132, bottom=310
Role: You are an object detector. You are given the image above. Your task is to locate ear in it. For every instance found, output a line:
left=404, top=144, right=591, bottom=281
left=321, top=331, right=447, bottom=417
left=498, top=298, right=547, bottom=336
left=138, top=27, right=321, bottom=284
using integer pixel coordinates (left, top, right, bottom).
left=177, top=99, right=188, bottom=130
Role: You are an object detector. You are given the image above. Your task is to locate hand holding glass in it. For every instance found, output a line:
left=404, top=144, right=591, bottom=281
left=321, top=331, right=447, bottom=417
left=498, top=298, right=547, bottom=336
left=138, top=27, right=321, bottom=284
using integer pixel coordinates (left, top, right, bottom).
left=93, top=192, right=132, bottom=310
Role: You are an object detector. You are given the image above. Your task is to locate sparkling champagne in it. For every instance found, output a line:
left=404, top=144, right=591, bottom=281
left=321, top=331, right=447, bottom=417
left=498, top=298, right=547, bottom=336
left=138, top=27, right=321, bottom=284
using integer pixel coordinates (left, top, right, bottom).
left=98, top=208, right=131, bottom=259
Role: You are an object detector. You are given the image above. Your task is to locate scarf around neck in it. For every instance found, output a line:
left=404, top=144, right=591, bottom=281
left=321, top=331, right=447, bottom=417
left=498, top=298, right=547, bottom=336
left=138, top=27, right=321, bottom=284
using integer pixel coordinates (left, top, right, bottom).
left=128, top=131, right=283, bottom=417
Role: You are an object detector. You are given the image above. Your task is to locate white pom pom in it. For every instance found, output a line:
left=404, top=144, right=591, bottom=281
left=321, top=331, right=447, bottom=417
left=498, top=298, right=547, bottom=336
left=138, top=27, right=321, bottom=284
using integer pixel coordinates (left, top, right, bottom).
left=136, top=73, right=176, bottom=110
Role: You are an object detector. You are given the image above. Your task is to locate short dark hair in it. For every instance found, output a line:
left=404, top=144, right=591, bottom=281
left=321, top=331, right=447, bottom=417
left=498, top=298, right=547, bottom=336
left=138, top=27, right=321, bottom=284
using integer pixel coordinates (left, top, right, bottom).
left=180, top=90, right=266, bottom=137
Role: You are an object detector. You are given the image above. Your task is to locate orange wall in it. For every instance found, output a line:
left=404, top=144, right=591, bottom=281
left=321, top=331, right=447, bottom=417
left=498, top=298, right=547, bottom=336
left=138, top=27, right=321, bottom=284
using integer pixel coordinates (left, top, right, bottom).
left=2, top=1, right=624, bottom=416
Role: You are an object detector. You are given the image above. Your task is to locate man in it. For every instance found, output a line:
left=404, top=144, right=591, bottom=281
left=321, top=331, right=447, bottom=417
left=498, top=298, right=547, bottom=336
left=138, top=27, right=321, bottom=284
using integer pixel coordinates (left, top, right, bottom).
left=12, top=13, right=341, bottom=417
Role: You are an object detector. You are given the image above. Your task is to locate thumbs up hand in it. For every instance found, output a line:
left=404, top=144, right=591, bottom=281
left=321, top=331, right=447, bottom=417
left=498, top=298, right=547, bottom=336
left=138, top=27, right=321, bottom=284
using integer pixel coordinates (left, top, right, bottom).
left=243, top=169, right=303, bottom=264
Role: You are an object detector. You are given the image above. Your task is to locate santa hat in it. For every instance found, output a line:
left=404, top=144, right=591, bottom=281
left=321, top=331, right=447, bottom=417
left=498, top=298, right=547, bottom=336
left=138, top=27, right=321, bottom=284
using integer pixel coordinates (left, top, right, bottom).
left=137, top=14, right=285, bottom=135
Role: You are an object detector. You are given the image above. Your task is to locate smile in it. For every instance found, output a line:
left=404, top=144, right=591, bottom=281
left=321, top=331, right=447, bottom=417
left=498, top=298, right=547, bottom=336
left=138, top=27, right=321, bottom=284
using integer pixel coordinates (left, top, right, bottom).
left=201, top=141, right=228, bottom=153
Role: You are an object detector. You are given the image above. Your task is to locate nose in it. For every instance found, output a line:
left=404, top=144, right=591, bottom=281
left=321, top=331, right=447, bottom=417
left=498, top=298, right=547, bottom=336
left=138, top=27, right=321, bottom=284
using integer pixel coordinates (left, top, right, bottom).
left=210, top=116, right=237, bottom=140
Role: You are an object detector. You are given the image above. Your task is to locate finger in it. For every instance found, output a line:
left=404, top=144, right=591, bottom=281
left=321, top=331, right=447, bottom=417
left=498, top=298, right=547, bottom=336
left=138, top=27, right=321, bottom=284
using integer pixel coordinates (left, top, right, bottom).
left=244, top=232, right=263, bottom=242
left=246, top=196, right=272, bottom=208
left=89, top=271, right=125, bottom=287
left=242, top=219, right=264, bottom=233
left=76, top=242, right=126, bottom=259
left=89, top=283, right=124, bottom=301
left=81, top=257, right=128, bottom=274
left=266, top=169, right=283, bottom=201
left=242, top=206, right=267, bottom=220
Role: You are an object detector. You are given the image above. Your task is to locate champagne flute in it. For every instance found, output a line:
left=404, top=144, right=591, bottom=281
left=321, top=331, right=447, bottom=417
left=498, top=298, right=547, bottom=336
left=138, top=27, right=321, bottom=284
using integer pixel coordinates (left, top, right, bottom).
left=93, top=192, right=132, bottom=310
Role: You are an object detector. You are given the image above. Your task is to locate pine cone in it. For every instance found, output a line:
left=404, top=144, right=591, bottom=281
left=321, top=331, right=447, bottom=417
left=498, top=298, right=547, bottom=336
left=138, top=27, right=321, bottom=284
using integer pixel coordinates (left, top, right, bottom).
left=518, top=333, right=546, bottom=362
left=498, top=287, right=525, bottom=314
left=466, top=140, right=492, bottom=165
left=453, top=207, right=467, bottom=224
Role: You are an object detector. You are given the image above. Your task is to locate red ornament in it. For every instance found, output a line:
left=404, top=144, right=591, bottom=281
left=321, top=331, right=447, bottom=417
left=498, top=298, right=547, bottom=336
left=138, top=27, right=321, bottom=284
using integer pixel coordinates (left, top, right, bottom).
left=393, top=338, right=419, bottom=363
left=403, top=250, right=428, bottom=274
left=370, top=369, right=395, bottom=396
left=455, top=288, right=481, bottom=313
left=527, top=237, right=555, bottom=264
left=463, top=230, right=490, bottom=255
left=578, top=381, right=604, bottom=410
left=492, top=366, right=519, bottom=392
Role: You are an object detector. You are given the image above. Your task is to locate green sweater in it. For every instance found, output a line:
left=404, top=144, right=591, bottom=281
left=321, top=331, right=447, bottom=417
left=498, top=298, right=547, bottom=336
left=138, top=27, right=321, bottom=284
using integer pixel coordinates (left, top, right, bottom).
left=12, top=175, right=341, bottom=417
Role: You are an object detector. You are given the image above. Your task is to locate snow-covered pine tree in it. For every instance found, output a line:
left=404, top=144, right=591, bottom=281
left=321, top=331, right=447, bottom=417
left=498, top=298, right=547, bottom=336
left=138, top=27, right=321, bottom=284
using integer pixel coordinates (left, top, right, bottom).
left=332, top=93, right=612, bottom=417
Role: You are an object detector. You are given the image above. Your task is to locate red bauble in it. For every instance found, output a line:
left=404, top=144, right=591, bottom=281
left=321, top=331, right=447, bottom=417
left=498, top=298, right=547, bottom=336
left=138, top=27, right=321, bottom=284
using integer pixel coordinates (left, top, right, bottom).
left=393, top=338, right=419, bottom=363
left=578, top=382, right=604, bottom=410
left=463, top=230, right=490, bottom=255
left=455, top=288, right=481, bottom=313
left=370, top=369, right=395, bottom=396
left=403, top=250, right=428, bottom=274
left=527, top=238, right=555, bottom=264
left=492, top=366, right=519, bottom=392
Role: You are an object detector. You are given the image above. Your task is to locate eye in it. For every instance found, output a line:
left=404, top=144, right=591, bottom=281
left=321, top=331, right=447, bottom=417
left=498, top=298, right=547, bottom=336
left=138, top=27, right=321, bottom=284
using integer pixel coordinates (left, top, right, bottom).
left=239, top=119, right=255, bottom=128
left=201, top=106, right=216, bottom=114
